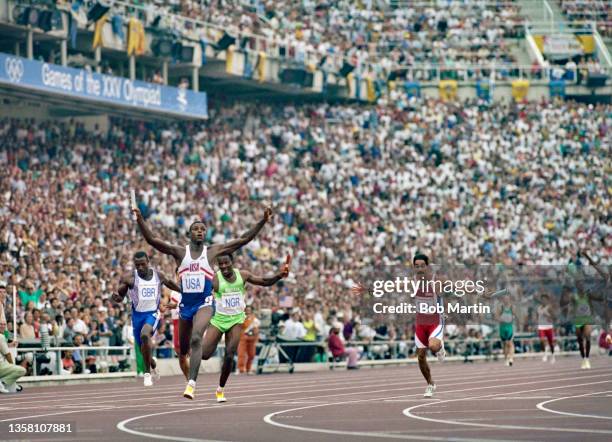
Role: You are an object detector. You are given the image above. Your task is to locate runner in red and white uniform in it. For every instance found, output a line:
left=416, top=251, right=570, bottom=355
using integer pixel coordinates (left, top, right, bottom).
left=537, top=293, right=556, bottom=364
left=413, top=253, right=446, bottom=398
left=166, top=288, right=190, bottom=380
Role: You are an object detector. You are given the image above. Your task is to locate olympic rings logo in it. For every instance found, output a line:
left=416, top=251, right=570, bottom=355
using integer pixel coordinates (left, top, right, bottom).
left=5, top=57, right=24, bottom=83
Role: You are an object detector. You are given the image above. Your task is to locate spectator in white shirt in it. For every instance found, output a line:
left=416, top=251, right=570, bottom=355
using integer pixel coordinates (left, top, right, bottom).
left=281, top=310, right=307, bottom=340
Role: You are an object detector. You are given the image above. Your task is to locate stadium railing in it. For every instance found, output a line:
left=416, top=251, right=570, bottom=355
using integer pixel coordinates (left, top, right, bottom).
left=14, top=345, right=133, bottom=377
left=12, top=333, right=595, bottom=378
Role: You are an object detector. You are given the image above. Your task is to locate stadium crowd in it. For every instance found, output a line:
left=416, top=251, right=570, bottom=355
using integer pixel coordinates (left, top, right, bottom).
left=106, top=0, right=526, bottom=79
left=0, top=93, right=610, bottom=372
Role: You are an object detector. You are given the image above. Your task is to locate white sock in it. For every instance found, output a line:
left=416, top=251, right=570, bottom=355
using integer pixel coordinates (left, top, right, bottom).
left=217, top=386, right=224, bottom=392
left=188, top=380, right=196, bottom=387
left=144, top=373, right=151, bottom=377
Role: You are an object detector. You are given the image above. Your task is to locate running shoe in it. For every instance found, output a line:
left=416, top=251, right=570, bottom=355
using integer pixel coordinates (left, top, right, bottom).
left=143, top=373, right=153, bottom=387
left=423, top=384, right=436, bottom=398
left=216, top=388, right=227, bottom=403
left=580, top=359, right=587, bottom=369
left=542, top=353, right=548, bottom=362
left=437, top=345, right=446, bottom=363
left=5, top=383, right=20, bottom=393
left=151, top=358, right=160, bottom=381
left=0, top=382, right=8, bottom=394
left=183, top=384, right=195, bottom=399
left=509, top=359, right=513, bottom=366
left=585, top=359, right=591, bottom=369
left=504, top=360, right=510, bottom=367
left=550, top=354, right=556, bottom=364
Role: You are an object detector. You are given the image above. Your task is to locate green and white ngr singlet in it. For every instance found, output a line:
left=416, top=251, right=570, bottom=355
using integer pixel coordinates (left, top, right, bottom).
left=210, top=269, right=247, bottom=333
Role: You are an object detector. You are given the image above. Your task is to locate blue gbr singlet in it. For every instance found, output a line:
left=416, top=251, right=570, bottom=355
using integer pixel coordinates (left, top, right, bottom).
left=176, top=245, right=214, bottom=320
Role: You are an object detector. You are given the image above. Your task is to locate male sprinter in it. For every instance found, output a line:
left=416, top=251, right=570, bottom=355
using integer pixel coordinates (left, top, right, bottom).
left=164, top=287, right=190, bottom=380
left=412, top=253, right=446, bottom=397
left=133, top=205, right=273, bottom=399
left=202, top=253, right=289, bottom=402
left=112, top=251, right=180, bottom=386
left=573, top=279, right=604, bottom=369
left=497, top=294, right=515, bottom=366
left=537, top=293, right=556, bottom=364
left=351, top=253, right=446, bottom=397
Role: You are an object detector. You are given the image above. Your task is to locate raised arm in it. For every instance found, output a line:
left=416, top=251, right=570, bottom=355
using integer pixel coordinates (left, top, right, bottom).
left=242, top=257, right=289, bottom=287
left=159, top=271, right=181, bottom=293
left=133, top=208, right=184, bottom=261
left=580, top=250, right=609, bottom=281
left=112, top=272, right=134, bottom=304
left=208, top=206, right=272, bottom=262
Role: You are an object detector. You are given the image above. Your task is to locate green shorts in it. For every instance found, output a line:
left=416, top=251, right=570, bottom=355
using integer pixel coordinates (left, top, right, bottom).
left=210, top=312, right=245, bottom=334
left=574, top=316, right=594, bottom=328
left=499, top=323, right=514, bottom=341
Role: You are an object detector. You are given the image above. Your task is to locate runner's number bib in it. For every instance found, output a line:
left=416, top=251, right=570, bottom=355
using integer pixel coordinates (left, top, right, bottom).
left=218, top=291, right=244, bottom=315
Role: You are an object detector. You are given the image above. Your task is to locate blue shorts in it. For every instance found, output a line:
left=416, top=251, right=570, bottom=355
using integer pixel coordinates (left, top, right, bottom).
left=179, top=294, right=214, bottom=321
left=132, top=310, right=160, bottom=347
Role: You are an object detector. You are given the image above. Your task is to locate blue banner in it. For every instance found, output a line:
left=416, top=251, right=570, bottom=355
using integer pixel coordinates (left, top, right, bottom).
left=404, top=81, right=420, bottom=98
left=0, top=52, right=207, bottom=119
left=476, top=79, right=492, bottom=101
left=549, top=79, right=566, bottom=98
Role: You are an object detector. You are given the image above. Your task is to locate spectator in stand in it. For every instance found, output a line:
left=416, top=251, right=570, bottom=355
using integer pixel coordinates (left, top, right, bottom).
left=328, top=325, right=360, bottom=369
left=19, top=311, right=35, bottom=339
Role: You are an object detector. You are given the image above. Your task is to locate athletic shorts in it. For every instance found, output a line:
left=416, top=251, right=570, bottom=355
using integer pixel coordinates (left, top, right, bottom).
left=499, top=323, right=514, bottom=341
left=415, top=318, right=444, bottom=349
left=132, top=310, right=160, bottom=347
left=179, top=294, right=214, bottom=321
left=210, top=312, right=246, bottom=334
left=538, top=328, right=554, bottom=342
left=575, top=316, right=594, bottom=328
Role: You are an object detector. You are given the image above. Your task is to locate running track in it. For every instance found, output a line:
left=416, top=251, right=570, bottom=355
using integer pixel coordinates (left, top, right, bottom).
left=0, top=357, right=610, bottom=441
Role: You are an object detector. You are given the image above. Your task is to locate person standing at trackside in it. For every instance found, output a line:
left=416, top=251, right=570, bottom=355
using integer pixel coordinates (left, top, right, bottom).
left=0, top=320, right=25, bottom=394
left=496, top=294, right=515, bottom=366
left=237, top=306, right=259, bottom=375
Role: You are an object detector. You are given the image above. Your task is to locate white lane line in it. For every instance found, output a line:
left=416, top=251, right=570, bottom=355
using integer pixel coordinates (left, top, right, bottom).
left=117, top=401, right=266, bottom=442
left=117, top=368, right=596, bottom=441
left=263, top=375, right=612, bottom=440
left=402, top=381, right=612, bottom=435
left=0, top=360, right=593, bottom=403
left=5, top=364, right=581, bottom=410
left=536, top=390, right=612, bottom=420
left=3, top=367, right=556, bottom=423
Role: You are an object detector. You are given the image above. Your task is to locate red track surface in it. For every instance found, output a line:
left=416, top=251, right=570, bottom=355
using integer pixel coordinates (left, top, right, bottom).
left=1, top=356, right=610, bottom=442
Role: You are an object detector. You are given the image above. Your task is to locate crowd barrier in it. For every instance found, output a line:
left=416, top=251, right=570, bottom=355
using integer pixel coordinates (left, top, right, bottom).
left=13, top=333, right=604, bottom=381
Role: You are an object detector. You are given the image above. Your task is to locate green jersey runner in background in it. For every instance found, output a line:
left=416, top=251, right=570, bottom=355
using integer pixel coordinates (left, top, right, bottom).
left=497, top=295, right=515, bottom=366
left=201, top=253, right=290, bottom=402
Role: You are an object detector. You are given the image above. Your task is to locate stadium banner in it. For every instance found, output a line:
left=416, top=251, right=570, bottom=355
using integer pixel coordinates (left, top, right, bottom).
left=576, top=34, right=595, bottom=54
left=0, top=53, right=208, bottom=118
left=512, top=79, right=530, bottom=102
left=476, top=79, right=492, bottom=101
left=439, top=79, right=458, bottom=101
left=403, top=81, right=420, bottom=98
left=535, top=34, right=584, bottom=60
left=549, top=79, right=566, bottom=98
